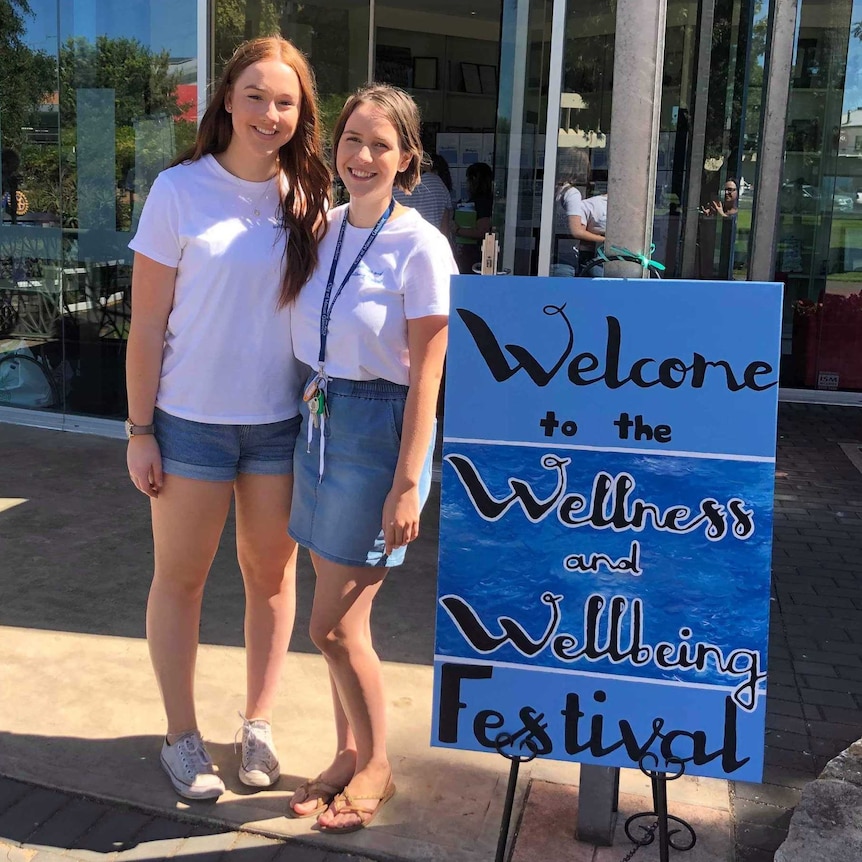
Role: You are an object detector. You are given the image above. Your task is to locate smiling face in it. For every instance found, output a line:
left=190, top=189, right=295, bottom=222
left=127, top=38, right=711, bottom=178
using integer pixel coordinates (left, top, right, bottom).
left=224, top=57, right=302, bottom=170
left=335, top=101, right=411, bottom=210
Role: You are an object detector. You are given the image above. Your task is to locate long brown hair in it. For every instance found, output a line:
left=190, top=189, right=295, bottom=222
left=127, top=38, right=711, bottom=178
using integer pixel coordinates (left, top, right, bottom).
left=173, top=37, right=331, bottom=305
left=331, top=84, right=424, bottom=193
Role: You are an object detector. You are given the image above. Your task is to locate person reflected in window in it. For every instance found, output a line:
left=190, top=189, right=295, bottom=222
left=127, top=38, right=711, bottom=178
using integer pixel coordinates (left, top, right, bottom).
left=710, top=176, right=739, bottom=219
left=125, top=36, right=331, bottom=802
left=431, top=153, right=453, bottom=197
left=392, top=154, right=453, bottom=237
left=551, top=149, right=588, bottom=276
left=453, top=161, right=493, bottom=273
left=2, top=149, right=21, bottom=225
left=573, top=188, right=608, bottom=271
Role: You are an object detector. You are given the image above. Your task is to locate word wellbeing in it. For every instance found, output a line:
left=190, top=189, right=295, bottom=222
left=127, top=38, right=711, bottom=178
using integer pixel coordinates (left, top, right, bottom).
left=433, top=276, right=782, bottom=781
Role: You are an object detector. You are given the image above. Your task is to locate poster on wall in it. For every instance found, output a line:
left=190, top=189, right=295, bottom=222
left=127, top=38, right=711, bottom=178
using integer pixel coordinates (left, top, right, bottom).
left=432, top=276, right=783, bottom=782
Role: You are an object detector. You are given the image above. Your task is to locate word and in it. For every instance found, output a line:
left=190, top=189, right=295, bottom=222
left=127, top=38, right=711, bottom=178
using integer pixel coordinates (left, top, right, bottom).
left=438, top=591, right=765, bottom=710
left=457, top=304, right=778, bottom=392
left=437, top=662, right=751, bottom=774
left=614, top=412, right=672, bottom=443
left=564, top=540, right=642, bottom=575
left=444, top=453, right=756, bottom=541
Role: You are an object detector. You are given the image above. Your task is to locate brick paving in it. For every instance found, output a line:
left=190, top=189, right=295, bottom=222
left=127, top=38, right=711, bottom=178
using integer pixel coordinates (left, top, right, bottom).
left=730, top=403, right=862, bottom=862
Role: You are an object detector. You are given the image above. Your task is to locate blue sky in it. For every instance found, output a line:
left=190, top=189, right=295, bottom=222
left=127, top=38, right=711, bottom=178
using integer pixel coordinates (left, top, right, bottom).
left=22, top=0, right=196, bottom=59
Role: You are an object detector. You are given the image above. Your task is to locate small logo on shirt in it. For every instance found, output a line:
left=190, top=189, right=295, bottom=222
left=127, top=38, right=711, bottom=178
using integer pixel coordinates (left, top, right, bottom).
left=354, top=262, right=385, bottom=283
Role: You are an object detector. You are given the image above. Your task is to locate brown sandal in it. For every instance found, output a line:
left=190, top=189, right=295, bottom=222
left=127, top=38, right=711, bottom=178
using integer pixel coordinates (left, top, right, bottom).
left=289, top=775, right=344, bottom=818
left=318, top=775, right=396, bottom=834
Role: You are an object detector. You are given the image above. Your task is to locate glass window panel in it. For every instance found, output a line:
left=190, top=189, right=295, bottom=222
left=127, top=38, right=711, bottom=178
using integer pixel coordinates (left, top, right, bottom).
left=214, top=0, right=371, bottom=147
left=51, top=0, right=198, bottom=418
left=1, top=0, right=64, bottom=412
left=780, top=0, right=856, bottom=390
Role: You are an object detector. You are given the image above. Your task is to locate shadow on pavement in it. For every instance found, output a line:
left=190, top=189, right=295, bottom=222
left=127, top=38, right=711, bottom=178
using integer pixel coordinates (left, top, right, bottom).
left=0, top=424, right=440, bottom=666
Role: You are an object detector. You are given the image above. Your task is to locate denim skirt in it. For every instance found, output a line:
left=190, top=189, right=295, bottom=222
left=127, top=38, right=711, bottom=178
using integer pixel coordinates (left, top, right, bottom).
left=289, top=377, right=434, bottom=568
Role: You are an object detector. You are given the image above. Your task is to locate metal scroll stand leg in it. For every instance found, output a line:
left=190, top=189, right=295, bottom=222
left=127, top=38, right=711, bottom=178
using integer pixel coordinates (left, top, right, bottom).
left=622, top=755, right=697, bottom=862
left=493, top=733, right=539, bottom=862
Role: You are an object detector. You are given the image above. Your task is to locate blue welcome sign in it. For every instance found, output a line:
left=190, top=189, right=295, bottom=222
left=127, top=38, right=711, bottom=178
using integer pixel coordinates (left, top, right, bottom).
left=432, top=276, right=782, bottom=782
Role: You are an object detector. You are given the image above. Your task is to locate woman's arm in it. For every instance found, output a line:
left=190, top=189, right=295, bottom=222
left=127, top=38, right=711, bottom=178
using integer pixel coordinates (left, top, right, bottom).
left=382, top=314, right=448, bottom=554
left=439, top=207, right=453, bottom=239
left=569, top=214, right=605, bottom=244
left=454, top=215, right=491, bottom=241
left=126, top=253, right=177, bottom=498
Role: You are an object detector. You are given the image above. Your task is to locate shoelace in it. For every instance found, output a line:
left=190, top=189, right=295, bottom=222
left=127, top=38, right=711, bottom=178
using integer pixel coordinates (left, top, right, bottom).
left=176, top=733, right=213, bottom=775
left=234, top=712, right=274, bottom=765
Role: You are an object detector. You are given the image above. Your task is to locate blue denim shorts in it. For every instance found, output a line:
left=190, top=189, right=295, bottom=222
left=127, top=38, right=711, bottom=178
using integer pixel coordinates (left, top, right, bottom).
left=289, top=377, right=434, bottom=568
left=154, top=407, right=301, bottom=482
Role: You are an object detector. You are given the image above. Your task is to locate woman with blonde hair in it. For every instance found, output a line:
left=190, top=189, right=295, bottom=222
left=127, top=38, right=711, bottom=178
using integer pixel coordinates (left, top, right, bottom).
left=126, top=36, right=330, bottom=799
left=288, top=84, right=456, bottom=831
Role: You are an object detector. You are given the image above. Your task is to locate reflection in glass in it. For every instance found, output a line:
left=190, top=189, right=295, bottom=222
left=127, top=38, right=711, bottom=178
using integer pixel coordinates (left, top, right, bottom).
left=214, top=0, right=370, bottom=149
left=783, top=1, right=857, bottom=390
left=1, top=0, right=63, bottom=410
left=59, top=1, right=197, bottom=417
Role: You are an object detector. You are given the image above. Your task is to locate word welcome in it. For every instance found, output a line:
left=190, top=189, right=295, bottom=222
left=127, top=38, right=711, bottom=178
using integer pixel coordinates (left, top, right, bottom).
left=457, top=304, right=778, bottom=392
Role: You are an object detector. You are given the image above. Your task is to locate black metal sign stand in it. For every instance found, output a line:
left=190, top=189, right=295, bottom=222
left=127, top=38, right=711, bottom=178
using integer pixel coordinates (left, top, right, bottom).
left=493, top=734, right=538, bottom=862
left=492, top=745, right=697, bottom=862
left=621, top=755, right=697, bottom=862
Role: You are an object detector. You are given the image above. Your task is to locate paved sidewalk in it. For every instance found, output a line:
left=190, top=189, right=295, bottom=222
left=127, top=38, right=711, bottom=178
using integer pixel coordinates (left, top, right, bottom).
left=0, top=404, right=861, bottom=862
left=727, top=403, right=862, bottom=862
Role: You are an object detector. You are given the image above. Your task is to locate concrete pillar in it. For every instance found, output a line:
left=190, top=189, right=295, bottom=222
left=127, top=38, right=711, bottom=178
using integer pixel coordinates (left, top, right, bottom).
left=577, top=0, right=666, bottom=839
left=603, top=0, right=668, bottom=278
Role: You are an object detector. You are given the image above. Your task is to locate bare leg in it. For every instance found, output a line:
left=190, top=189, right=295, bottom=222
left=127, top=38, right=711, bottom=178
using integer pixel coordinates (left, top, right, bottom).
left=307, top=553, right=391, bottom=830
left=234, top=472, right=297, bottom=721
left=147, top=474, right=233, bottom=736
left=290, top=670, right=357, bottom=815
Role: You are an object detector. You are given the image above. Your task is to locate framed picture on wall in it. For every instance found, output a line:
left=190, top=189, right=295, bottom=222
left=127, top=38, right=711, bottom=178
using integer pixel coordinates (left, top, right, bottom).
left=413, top=56, right=438, bottom=90
left=478, top=64, right=497, bottom=96
left=461, top=62, right=482, bottom=94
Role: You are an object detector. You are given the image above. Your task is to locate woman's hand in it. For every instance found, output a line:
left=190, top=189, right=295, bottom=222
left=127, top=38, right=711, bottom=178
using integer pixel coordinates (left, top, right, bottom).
left=382, top=483, right=421, bottom=555
left=127, top=436, right=164, bottom=498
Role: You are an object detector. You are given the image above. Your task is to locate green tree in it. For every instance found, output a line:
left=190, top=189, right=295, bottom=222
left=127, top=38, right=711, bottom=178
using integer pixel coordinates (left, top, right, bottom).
left=59, top=35, right=182, bottom=127
left=0, top=0, right=57, bottom=150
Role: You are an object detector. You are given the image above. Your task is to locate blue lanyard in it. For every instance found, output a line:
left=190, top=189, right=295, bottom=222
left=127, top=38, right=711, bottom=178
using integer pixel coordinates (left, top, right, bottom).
left=317, top=200, right=394, bottom=367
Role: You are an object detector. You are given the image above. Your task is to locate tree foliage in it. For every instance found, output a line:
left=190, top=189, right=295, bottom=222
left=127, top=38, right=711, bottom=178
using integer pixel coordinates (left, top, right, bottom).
left=59, top=35, right=182, bottom=127
left=0, top=0, right=57, bottom=149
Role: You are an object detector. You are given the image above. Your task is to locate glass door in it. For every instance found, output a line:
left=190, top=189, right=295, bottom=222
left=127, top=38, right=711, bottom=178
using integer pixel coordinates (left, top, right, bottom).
left=1, top=0, right=62, bottom=414
left=0, top=0, right=200, bottom=419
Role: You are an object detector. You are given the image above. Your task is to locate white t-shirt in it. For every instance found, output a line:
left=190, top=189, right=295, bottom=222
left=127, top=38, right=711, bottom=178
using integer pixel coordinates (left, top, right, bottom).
left=291, top=205, right=456, bottom=385
left=554, top=184, right=583, bottom=267
left=579, top=194, right=608, bottom=236
left=393, top=172, right=453, bottom=233
left=128, top=155, right=303, bottom=424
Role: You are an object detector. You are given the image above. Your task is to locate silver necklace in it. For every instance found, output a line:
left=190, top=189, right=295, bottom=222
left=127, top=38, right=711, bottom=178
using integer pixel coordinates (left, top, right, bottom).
left=244, top=180, right=274, bottom=218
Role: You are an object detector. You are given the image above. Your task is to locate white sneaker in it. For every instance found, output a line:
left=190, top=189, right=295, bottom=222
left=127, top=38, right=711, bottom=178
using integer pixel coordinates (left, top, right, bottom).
left=160, top=731, right=225, bottom=800
left=236, top=713, right=280, bottom=787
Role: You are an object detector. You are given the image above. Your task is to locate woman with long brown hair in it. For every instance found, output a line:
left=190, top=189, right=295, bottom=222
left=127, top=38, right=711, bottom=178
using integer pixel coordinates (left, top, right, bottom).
left=125, top=36, right=330, bottom=800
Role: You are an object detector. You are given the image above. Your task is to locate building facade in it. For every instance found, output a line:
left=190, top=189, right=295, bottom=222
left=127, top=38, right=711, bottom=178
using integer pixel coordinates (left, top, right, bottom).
left=1, top=0, right=861, bottom=429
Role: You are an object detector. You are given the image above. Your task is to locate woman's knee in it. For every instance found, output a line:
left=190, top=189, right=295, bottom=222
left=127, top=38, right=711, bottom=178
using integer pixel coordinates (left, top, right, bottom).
left=150, top=564, right=209, bottom=601
left=309, top=619, right=364, bottom=657
left=237, top=540, right=296, bottom=593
